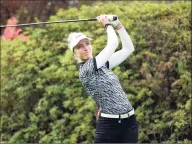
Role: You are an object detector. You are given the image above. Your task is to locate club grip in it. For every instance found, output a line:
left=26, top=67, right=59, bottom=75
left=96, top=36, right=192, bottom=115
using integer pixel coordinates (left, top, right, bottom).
left=88, top=18, right=97, bottom=21
left=92, top=16, right=117, bottom=21
left=113, top=16, right=117, bottom=20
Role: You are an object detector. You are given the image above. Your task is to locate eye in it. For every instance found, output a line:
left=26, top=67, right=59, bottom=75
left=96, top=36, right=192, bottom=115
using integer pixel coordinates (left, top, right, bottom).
left=76, top=45, right=82, bottom=49
left=86, top=41, right=91, bottom=45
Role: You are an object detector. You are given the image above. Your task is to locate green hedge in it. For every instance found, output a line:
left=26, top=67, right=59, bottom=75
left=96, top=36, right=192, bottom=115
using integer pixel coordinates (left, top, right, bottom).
left=1, top=1, right=191, bottom=143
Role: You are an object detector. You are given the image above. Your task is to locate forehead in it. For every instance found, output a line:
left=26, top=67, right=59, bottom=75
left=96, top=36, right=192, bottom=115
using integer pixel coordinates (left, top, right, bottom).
left=77, top=38, right=89, bottom=45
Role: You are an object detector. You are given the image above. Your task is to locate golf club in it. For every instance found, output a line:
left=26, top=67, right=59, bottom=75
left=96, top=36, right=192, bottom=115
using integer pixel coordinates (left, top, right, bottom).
left=0, top=16, right=117, bottom=28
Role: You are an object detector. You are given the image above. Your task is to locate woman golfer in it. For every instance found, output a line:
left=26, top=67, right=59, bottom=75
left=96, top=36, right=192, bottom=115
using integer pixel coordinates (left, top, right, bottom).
left=68, top=14, right=138, bottom=143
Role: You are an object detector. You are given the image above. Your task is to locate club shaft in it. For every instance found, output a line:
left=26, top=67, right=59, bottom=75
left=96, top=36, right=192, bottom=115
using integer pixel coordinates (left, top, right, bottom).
left=0, top=18, right=97, bottom=28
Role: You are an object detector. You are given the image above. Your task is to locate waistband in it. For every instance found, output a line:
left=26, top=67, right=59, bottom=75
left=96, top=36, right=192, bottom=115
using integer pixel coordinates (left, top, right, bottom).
left=100, top=109, right=134, bottom=119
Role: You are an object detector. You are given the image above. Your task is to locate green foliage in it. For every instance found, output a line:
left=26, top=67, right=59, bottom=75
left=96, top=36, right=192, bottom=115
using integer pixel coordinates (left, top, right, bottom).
left=1, top=1, right=191, bottom=143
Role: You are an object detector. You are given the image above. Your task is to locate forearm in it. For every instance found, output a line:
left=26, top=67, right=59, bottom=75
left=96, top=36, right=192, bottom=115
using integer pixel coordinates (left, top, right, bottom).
left=95, top=25, right=118, bottom=69
left=108, top=26, right=134, bottom=69
left=117, top=26, right=134, bottom=53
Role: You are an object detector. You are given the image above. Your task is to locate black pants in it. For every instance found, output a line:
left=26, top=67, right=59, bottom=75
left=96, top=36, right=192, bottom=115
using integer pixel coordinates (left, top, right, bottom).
left=95, top=115, right=138, bottom=143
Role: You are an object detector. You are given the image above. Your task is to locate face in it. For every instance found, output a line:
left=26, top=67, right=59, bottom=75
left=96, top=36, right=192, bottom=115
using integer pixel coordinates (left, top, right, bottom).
left=74, top=38, right=93, bottom=62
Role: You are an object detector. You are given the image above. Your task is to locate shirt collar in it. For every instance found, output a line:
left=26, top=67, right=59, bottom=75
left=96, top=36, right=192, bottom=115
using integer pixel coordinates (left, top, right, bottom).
left=77, top=61, right=86, bottom=69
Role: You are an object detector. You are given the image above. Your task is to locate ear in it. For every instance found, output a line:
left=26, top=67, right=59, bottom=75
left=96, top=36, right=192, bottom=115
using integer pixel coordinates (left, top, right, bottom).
left=73, top=53, right=79, bottom=60
left=73, top=52, right=75, bottom=56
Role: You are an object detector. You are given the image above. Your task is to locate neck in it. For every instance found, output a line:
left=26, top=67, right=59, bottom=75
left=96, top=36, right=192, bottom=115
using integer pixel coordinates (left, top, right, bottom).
left=78, top=60, right=83, bottom=63
left=77, top=58, right=87, bottom=63
left=77, top=56, right=93, bottom=63
left=77, top=58, right=91, bottom=63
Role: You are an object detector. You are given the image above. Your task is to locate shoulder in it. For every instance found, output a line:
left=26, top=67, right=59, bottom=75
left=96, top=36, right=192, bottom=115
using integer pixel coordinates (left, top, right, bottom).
left=78, top=57, right=97, bottom=78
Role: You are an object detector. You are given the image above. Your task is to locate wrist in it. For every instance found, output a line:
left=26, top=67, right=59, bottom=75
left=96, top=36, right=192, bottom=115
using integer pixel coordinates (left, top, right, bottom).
left=104, top=23, right=111, bottom=30
left=114, top=24, right=123, bottom=30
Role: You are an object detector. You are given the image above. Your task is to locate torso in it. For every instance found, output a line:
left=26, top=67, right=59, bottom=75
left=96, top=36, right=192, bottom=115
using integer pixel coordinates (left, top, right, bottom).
left=78, top=57, right=133, bottom=114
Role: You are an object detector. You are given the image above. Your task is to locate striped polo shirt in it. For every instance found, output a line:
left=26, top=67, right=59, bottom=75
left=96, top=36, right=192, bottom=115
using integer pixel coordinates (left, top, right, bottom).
left=77, top=57, right=133, bottom=114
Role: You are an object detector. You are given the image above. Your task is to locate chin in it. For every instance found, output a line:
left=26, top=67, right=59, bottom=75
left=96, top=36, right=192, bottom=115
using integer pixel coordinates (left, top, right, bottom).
left=86, top=57, right=92, bottom=60
left=83, top=56, right=92, bottom=61
left=88, top=55, right=93, bottom=59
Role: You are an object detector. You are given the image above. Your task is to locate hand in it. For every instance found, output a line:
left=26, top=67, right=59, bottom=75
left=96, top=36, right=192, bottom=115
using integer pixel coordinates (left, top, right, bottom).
left=94, top=108, right=100, bottom=121
left=107, top=15, right=123, bottom=30
left=96, top=14, right=110, bottom=26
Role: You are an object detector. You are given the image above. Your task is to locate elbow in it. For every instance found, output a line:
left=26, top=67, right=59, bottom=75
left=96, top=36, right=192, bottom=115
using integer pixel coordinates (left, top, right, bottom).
left=129, top=44, right=135, bottom=53
left=131, top=46, right=135, bottom=53
left=122, top=46, right=134, bottom=54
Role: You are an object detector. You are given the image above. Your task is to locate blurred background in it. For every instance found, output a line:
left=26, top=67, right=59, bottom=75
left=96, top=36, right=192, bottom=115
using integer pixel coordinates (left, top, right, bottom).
left=1, top=0, right=191, bottom=143
left=0, top=0, right=95, bottom=28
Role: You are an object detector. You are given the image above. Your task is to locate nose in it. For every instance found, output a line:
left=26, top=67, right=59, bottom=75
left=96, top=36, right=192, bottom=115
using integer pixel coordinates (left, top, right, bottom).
left=83, top=45, right=89, bottom=51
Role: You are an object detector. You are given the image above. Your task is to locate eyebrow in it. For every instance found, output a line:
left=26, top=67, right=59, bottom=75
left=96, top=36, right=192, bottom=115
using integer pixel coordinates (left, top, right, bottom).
left=76, top=43, right=83, bottom=47
left=76, top=40, right=90, bottom=46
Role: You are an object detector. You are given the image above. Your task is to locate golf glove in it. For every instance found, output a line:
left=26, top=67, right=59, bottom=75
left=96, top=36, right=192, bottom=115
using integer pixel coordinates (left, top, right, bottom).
left=107, top=15, right=122, bottom=30
left=96, top=14, right=110, bottom=26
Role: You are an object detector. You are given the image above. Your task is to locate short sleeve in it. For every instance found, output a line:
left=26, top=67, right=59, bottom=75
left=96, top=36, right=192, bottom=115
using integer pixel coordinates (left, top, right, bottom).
left=105, top=61, right=109, bottom=69
left=79, top=57, right=97, bottom=78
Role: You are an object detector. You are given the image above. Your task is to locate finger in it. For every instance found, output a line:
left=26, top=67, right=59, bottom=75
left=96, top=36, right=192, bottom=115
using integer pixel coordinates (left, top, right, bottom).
left=96, top=16, right=101, bottom=21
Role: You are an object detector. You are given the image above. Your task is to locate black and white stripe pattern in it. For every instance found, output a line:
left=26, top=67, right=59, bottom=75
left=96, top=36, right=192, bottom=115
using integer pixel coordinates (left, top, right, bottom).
left=78, top=57, right=133, bottom=114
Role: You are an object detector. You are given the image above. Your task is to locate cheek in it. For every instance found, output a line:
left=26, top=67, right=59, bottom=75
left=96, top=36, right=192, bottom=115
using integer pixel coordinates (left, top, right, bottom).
left=75, top=50, right=84, bottom=57
left=89, top=46, right=92, bottom=51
